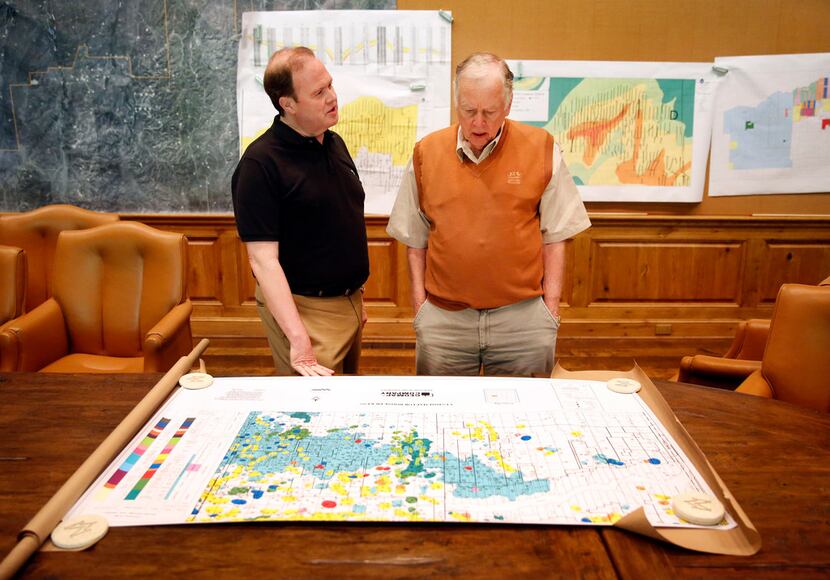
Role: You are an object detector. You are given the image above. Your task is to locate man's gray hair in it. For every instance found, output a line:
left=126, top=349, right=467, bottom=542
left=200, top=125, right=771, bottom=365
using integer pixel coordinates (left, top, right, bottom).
left=454, top=52, right=514, bottom=106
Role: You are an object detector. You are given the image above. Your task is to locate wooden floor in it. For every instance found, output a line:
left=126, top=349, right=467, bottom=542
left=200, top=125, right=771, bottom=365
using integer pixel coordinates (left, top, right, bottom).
left=202, top=338, right=715, bottom=379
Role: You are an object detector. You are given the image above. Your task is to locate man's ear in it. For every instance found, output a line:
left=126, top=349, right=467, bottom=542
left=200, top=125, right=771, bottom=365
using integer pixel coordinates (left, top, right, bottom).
left=504, top=93, right=513, bottom=116
left=279, top=95, right=295, bottom=114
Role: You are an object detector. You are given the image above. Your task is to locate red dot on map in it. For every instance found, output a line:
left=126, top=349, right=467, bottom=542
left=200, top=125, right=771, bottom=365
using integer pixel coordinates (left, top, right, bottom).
left=322, top=500, right=337, bottom=509
left=464, top=466, right=473, bottom=471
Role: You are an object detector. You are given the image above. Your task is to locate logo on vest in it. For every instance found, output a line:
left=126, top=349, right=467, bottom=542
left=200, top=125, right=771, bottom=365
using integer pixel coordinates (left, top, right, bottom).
left=507, top=170, right=522, bottom=185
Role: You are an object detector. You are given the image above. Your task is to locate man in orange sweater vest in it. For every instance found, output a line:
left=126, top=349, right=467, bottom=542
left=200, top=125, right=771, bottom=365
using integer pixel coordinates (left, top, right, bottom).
left=387, top=52, right=590, bottom=376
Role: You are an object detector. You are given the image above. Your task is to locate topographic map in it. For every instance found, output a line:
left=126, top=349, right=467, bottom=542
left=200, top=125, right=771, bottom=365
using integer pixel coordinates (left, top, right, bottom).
left=67, top=376, right=732, bottom=530
left=507, top=60, right=717, bottom=202
left=236, top=11, right=451, bottom=214
left=1, top=1, right=395, bottom=213
left=709, top=53, right=830, bottom=196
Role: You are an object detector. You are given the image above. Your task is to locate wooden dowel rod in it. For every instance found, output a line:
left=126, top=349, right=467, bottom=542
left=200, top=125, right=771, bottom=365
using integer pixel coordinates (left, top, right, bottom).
left=0, top=338, right=208, bottom=580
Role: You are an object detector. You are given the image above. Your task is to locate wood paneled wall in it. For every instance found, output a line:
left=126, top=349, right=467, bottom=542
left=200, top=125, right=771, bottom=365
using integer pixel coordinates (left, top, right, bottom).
left=125, top=214, right=830, bottom=362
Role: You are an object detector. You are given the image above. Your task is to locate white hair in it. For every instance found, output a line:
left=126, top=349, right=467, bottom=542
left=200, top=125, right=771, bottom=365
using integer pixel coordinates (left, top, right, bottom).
left=454, top=52, right=514, bottom=107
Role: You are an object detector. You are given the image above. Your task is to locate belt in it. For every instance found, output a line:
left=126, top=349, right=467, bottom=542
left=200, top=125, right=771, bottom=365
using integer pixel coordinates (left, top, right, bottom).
left=292, top=286, right=362, bottom=298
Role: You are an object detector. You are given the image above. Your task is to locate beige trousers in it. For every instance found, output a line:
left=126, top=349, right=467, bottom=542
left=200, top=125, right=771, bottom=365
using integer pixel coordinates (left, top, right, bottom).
left=414, top=296, right=560, bottom=376
left=255, top=284, right=363, bottom=376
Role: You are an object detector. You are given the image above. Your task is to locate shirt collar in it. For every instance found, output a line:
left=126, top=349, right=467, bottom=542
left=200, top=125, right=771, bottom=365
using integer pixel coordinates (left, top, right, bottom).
left=273, top=116, right=329, bottom=148
left=455, top=122, right=505, bottom=164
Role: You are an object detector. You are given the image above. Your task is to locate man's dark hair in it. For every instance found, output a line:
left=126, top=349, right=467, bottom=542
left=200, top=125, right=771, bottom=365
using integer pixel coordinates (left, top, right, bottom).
left=263, top=46, right=315, bottom=115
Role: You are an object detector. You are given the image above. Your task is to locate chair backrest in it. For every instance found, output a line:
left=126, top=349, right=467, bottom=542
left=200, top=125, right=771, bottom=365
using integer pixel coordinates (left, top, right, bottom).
left=0, top=245, right=26, bottom=325
left=0, top=204, right=119, bottom=312
left=723, top=319, right=770, bottom=360
left=52, top=222, right=188, bottom=357
left=761, top=281, right=830, bottom=413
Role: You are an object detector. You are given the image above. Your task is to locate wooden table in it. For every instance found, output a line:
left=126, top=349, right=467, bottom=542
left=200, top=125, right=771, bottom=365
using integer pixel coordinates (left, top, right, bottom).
left=1, top=372, right=828, bottom=578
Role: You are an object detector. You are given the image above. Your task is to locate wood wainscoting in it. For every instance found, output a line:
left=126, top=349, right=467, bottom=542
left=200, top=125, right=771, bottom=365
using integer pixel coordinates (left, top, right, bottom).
left=125, top=214, right=830, bottom=377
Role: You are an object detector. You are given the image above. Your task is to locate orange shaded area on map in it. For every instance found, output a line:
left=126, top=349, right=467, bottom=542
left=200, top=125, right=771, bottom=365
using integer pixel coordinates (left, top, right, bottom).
left=615, top=102, right=690, bottom=186
left=566, top=104, right=630, bottom=166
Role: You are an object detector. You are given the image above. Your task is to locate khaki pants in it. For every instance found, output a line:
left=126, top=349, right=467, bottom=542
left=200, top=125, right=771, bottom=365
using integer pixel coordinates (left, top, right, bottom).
left=414, top=296, right=560, bottom=376
left=256, top=284, right=363, bottom=376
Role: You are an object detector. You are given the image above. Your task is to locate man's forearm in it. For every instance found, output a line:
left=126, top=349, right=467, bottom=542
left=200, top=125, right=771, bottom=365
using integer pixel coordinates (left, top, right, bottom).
left=542, top=241, right=566, bottom=317
left=246, top=242, right=309, bottom=348
left=407, top=247, right=427, bottom=311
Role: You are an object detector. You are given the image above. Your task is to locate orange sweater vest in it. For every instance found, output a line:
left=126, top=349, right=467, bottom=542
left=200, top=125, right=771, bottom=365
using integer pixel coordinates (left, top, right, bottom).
left=413, top=120, right=554, bottom=310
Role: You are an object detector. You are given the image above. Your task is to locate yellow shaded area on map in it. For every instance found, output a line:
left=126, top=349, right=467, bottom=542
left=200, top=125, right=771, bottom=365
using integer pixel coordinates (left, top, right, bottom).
left=336, top=96, right=418, bottom=167
left=241, top=126, right=268, bottom=153
left=241, top=96, right=418, bottom=167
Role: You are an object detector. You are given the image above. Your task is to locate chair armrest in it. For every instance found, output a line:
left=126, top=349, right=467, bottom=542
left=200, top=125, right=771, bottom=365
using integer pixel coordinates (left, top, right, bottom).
left=736, top=369, right=774, bottom=399
left=143, top=300, right=194, bottom=372
left=0, top=298, right=68, bottom=371
left=677, top=355, right=762, bottom=389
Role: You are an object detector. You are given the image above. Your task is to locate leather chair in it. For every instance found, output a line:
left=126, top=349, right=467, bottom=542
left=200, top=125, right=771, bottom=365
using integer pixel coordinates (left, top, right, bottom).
left=0, top=222, right=193, bottom=373
left=0, top=245, right=26, bottom=325
left=674, top=319, right=770, bottom=389
left=735, top=276, right=830, bottom=413
left=0, top=204, right=118, bottom=313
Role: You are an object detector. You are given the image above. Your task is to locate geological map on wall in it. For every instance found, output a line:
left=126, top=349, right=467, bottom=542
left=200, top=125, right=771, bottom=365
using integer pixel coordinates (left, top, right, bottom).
left=708, top=52, right=830, bottom=197
left=237, top=10, right=451, bottom=215
left=506, top=60, right=718, bottom=202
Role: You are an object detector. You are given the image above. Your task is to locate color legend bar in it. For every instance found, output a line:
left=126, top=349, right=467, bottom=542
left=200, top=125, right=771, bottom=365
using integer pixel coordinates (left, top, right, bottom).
left=125, top=418, right=195, bottom=501
left=103, top=418, right=171, bottom=490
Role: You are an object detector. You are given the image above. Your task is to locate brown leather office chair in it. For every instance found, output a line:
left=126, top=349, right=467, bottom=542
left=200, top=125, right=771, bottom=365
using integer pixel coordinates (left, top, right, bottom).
left=0, top=222, right=193, bottom=373
left=0, top=204, right=118, bottom=313
left=674, top=319, right=770, bottom=389
left=0, top=245, right=26, bottom=325
left=735, top=276, right=830, bottom=413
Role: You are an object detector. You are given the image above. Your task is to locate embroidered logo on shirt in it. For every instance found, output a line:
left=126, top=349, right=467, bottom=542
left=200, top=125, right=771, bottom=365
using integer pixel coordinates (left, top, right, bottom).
left=507, top=171, right=522, bottom=184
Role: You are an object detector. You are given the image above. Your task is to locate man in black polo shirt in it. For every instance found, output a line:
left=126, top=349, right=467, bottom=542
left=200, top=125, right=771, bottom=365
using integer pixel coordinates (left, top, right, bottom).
left=232, top=46, right=369, bottom=376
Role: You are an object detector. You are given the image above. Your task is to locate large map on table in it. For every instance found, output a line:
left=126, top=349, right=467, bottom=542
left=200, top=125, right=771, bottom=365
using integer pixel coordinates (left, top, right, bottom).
left=67, top=376, right=731, bottom=529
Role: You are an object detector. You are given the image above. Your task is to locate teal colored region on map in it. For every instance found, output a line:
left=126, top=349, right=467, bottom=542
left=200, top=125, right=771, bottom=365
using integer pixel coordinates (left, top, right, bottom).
left=523, top=77, right=583, bottom=128
left=656, top=79, right=696, bottom=138
left=203, top=411, right=551, bottom=514
left=724, top=91, right=794, bottom=170
left=223, top=412, right=393, bottom=482
left=435, top=453, right=550, bottom=500
left=395, top=431, right=433, bottom=478
left=523, top=77, right=695, bottom=139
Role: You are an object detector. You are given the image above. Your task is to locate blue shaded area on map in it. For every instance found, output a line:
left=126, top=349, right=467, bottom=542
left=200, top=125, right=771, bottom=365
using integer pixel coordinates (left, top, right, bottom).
left=222, top=413, right=392, bottom=480
left=436, top=453, right=551, bottom=500
left=209, top=411, right=550, bottom=502
left=724, top=91, right=793, bottom=170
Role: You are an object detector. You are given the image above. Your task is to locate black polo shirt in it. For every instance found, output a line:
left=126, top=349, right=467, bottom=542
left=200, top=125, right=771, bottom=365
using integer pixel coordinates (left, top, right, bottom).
left=232, top=117, right=369, bottom=294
